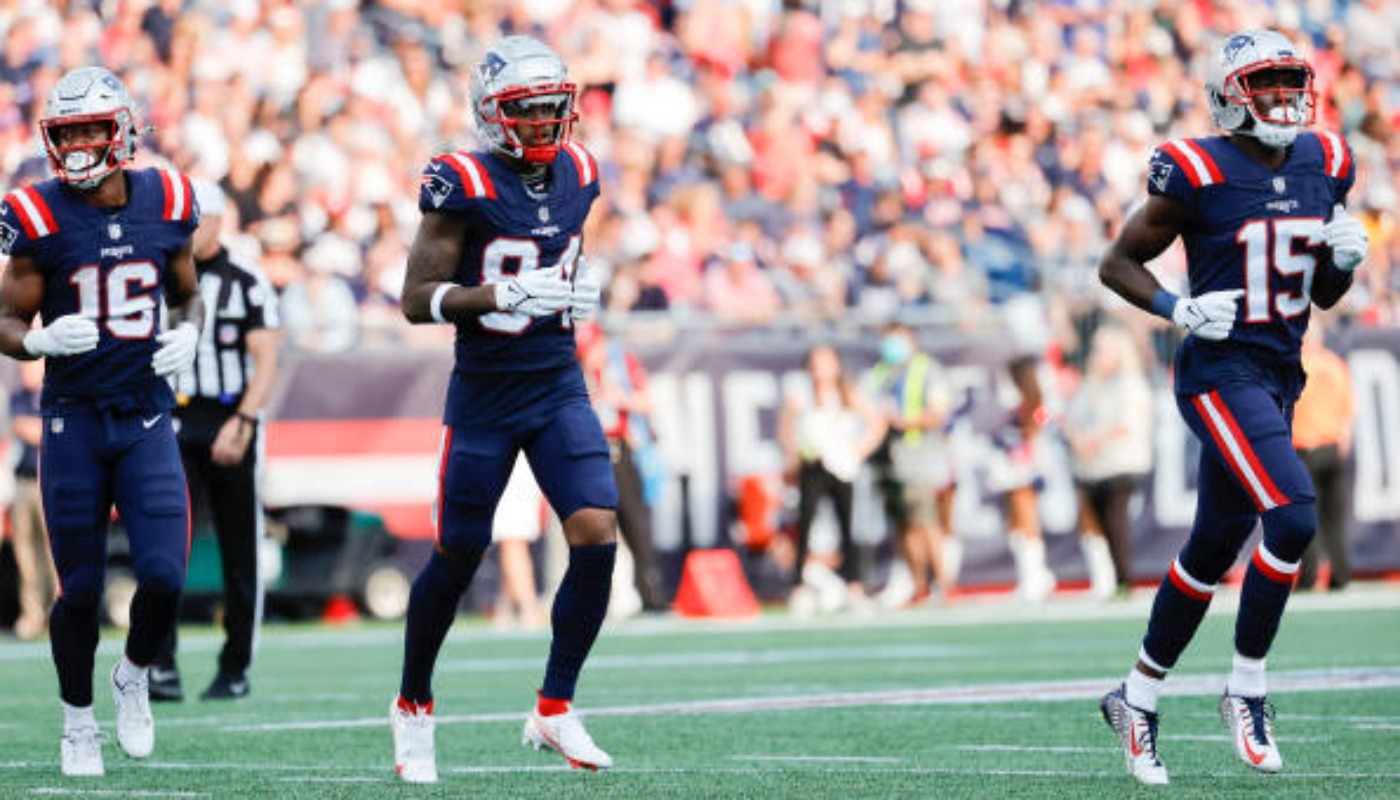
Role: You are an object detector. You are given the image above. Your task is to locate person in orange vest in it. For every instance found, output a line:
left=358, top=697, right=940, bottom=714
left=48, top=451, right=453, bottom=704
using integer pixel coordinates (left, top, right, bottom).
left=1291, top=324, right=1355, bottom=591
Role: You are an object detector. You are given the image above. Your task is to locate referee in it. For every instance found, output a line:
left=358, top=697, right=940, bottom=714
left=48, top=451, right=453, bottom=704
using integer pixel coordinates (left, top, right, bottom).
left=150, top=181, right=281, bottom=702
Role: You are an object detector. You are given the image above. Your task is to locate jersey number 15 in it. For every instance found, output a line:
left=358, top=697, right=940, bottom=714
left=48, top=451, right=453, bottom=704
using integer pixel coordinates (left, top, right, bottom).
left=1238, top=217, right=1324, bottom=323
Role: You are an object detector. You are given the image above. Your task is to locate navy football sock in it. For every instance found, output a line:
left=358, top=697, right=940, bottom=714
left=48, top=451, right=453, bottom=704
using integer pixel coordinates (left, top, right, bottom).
left=126, top=587, right=181, bottom=666
left=1235, top=544, right=1299, bottom=660
left=541, top=543, right=616, bottom=701
left=399, top=550, right=483, bottom=705
left=50, top=597, right=101, bottom=707
left=1140, top=559, right=1217, bottom=671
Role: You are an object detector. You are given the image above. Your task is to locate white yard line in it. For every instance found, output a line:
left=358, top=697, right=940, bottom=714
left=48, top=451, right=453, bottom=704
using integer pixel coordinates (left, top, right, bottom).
left=223, top=665, right=1400, bottom=733
left=733, top=755, right=904, bottom=763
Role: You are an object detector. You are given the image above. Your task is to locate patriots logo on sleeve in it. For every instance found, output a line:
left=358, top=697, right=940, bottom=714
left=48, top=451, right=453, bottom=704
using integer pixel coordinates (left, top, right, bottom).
left=422, top=173, right=455, bottom=208
left=1149, top=158, right=1174, bottom=194
left=0, top=220, right=16, bottom=255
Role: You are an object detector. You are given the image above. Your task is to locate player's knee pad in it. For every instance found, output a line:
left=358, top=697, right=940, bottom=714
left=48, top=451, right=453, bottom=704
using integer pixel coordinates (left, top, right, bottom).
left=133, top=556, right=185, bottom=595
left=433, top=540, right=487, bottom=574
left=1261, top=501, right=1316, bottom=564
left=1177, top=513, right=1256, bottom=585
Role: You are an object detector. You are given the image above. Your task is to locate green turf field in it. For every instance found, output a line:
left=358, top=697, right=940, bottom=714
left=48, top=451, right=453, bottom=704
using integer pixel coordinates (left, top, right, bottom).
left=2, top=588, right=1397, bottom=799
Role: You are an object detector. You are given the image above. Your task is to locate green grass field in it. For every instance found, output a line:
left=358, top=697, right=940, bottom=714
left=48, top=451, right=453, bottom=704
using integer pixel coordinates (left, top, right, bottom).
left=2, top=587, right=1397, bottom=799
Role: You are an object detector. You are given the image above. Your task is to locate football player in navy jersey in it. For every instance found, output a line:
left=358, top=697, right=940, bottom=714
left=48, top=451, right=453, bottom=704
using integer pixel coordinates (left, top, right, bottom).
left=1096, top=31, right=1368, bottom=785
left=0, top=67, right=204, bottom=777
left=389, top=36, right=614, bottom=782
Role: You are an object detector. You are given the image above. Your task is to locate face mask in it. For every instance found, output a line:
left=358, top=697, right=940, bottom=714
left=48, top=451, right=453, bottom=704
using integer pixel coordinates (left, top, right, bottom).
left=880, top=334, right=911, bottom=365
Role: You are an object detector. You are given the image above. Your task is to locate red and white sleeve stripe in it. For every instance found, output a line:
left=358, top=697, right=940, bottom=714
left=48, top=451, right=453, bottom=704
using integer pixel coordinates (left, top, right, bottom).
left=1159, top=139, right=1224, bottom=189
left=564, top=142, right=597, bottom=187
left=439, top=152, right=497, bottom=199
left=1314, top=131, right=1352, bottom=179
left=158, top=169, right=196, bottom=222
left=4, top=186, right=58, bottom=238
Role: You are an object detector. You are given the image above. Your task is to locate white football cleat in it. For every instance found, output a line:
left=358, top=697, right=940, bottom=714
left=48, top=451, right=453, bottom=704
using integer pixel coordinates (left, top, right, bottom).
left=110, top=662, right=154, bottom=759
left=1100, top=684, right=1168, bottom=785
left=1220, top=693, right=1282, bottom=773
left=522, top=708, right=613, bottom=770
left=60, top=724, right=105, bottom=777
left=390, top=699, right=438, bottom=784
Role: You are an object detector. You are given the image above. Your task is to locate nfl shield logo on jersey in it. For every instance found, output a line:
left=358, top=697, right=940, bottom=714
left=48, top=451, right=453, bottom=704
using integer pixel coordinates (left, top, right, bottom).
left=1272, top=177, right=1286, bottom=194
left=538, top=206, right=549, bottom=223
left=108, top=221, right=123, bottom=239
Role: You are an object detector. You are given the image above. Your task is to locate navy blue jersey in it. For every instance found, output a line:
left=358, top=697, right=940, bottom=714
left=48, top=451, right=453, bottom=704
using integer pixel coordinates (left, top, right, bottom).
left=418, top=143, right=600, bottom=374
left=1148, top=132, right=1355, bottom=374
left=1, top=168, right=199, bottom=410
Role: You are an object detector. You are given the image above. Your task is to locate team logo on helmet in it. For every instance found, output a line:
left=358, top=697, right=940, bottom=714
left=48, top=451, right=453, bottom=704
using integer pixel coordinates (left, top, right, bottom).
left=480, top=51, right=509, bottom=83
left=1222, top=34, right=1254, bottom=64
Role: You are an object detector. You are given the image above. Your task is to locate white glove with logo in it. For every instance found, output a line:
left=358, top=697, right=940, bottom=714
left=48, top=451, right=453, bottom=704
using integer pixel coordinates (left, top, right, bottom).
left=494, top=265, right=571, bottom=317
left=1308, top=203, right=1368, bottom=272
left=1171, top=289, right=1243, bottom=342
left=568, top=257, right=602, bottom=322
left=23, top=314, right=99, bottom=357
left=152, top=322, right=199, bottom=376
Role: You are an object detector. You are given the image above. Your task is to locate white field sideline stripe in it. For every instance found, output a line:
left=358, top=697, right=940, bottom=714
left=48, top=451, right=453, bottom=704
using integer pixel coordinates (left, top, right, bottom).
left=10, top=762, right=1400, bottom=778
left=1198, top=392, right=1278, bottom=509
left=223, top=666, right=1400, bottom=732
left=261, top=455, right=436, bottom=506
left=31, top=791, right=208, bottom=798
left=7, top=762, right=1398, bottom=782
left=734, top=755, right=902, bottom=763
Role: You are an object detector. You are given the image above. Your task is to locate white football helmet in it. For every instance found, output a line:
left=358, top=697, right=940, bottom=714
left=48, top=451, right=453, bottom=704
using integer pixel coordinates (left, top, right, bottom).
left=40, top=66, right=140, bottom=189
left=470, top=36, right=577, bottom=165
left=1205, top=30, right=1315, bottom=149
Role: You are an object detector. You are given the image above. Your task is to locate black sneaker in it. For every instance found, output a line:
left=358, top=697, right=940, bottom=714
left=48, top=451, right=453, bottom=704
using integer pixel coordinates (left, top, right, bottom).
left=200, top=673, right=250, bottom=701
left=149, top=666, right=184, bottom=703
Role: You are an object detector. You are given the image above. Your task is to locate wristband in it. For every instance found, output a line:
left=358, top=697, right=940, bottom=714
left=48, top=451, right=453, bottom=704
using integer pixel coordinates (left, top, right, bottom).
left=429, top=283, right=453, bottom=324
left=1149, top=290, right=1179, bottom=321
left=236, top=411, right=259, bottom=428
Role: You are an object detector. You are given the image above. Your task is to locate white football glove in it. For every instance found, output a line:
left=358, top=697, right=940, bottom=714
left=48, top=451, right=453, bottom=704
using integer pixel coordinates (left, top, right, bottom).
left=1171, top=289, right=1243, bottom=342
left=568, top=257, right=602, bottom=322
left=23, top=314, right=99, bottom=357
left=493, top=265, right=571, bottom=317
left=151, top=322, right=199, bottom=377
left=1308, top=203, right=1368, bottom=272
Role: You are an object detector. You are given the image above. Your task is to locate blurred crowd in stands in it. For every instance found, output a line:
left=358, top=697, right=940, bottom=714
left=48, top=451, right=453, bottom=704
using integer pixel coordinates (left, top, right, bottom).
left=0, top=0, right=1396, bottom=364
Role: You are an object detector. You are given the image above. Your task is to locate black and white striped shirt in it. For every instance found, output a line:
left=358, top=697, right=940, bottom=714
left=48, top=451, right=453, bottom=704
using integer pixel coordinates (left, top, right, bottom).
left=173, top=246, right=279, bottom=405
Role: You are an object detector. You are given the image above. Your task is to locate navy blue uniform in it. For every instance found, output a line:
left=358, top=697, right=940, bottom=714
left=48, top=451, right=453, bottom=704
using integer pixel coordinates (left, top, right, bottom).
left=1140, top=132, right=1355, bottom=670
left=416, top=144, right=616, bottom=556
left=0, top=169, right=197, bottom=695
